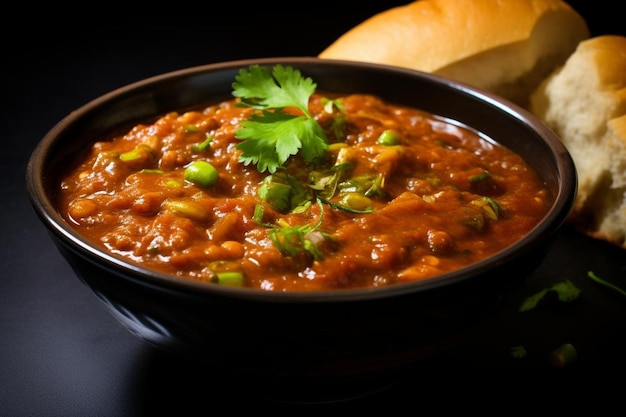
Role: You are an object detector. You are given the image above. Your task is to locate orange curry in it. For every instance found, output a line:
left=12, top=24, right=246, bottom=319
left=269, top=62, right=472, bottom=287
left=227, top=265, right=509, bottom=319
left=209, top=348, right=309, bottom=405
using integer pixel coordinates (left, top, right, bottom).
left=59, top=93, right=550, bottom=291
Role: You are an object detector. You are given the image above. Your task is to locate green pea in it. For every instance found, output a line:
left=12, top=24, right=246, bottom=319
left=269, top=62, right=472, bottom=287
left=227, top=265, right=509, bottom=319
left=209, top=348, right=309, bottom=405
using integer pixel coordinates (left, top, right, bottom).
left=377, top=130, right=400, bottom=146
left=184, top=160, right=218, bottom=187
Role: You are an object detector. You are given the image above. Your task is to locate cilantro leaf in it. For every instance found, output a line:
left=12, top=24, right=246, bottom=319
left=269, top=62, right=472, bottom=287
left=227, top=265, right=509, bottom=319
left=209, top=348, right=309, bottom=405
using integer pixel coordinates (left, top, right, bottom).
left=232, top=64, right=328, bottom=173
left=510, top=345, right=527, bottom=359
left=519, top=289, right=548, bottom=312
left=253, top=200, right=327, bottom=260
left=519, top=279, right=581, bottom=312
left=552, top=279, right=582, bottom=302
left=233, top=64, right=316, bottom=113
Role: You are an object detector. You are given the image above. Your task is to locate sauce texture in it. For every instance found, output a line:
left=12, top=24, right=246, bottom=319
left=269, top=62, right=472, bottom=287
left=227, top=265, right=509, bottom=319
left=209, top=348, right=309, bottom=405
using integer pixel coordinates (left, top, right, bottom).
left=59, top=93, right=551, bottom=291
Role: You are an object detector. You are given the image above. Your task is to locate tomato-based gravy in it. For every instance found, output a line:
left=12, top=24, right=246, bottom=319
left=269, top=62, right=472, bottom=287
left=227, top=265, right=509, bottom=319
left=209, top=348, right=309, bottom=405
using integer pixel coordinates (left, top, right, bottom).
left=58, top=93, right=551, bottom=291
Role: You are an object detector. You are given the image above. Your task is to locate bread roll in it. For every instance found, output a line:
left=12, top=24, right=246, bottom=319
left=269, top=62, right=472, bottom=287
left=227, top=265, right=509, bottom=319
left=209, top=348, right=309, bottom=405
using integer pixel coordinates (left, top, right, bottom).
left=529, top=35, right=626, bottom=249
left=319, top=0, right=589, bottom=107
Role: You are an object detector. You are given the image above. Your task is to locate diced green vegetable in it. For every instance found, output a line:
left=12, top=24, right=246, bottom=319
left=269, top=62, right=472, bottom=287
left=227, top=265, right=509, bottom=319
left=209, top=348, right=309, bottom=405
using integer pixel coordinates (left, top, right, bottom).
left=184, top=160, right=218, bottom=187
left=470, top=196, right=500, bottom=220
left=258, top=173, right=311, bottom=213
left=214, top=271, right=245, bottom=287
left=162, top=199, right=208, bottom=221
left=339, top=173, right=386, bottom=198
left=469, top=171, right=492, bottom=182
left=191, top=134, right=214, bottom=152
left=120, top=144, right=154, bottom=162
left=377, top=129, right=400, bottom=146
left=550, top=343, right=577, bottom=368
left=338, top=192, right=372, bottom=212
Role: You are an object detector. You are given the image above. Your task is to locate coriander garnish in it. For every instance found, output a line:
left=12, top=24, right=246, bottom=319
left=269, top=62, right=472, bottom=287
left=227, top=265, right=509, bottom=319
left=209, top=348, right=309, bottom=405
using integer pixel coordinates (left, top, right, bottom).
left=232, top=64, right=329, bottom=173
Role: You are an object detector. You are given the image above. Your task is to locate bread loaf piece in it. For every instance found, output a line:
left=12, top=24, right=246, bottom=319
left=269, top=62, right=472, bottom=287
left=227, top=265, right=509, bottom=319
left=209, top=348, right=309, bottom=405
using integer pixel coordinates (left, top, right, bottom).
left=319, top=0, right=589, bottom=107
left=529, top=35, right=626, bottom=249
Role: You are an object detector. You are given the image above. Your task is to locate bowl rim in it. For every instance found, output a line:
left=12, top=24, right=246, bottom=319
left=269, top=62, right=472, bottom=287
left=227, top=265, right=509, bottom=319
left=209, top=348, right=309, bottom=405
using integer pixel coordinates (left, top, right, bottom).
left=25, top=56, right=577, bottom=303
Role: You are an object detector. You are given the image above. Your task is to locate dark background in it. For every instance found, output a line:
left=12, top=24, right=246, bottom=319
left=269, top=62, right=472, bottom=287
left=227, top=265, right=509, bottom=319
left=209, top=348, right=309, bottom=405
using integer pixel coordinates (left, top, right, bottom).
left=2, top=2, right=625, bottom=414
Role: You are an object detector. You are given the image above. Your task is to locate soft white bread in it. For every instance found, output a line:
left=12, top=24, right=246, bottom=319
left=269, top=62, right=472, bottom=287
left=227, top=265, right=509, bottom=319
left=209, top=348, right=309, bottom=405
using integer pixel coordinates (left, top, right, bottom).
left=319, top=0, right=589, bottom=107
left=529, top=35, right=626, bottom=249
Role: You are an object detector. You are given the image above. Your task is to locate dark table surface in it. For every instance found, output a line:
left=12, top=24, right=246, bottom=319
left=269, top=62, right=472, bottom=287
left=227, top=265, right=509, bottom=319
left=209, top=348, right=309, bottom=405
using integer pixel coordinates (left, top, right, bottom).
left=2, top=3, right=625, bottom=414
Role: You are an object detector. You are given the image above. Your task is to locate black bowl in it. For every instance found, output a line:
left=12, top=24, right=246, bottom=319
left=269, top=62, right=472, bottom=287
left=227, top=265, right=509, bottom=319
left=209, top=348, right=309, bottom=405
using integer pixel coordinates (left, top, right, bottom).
left=25, top=57, right=576, bottom=398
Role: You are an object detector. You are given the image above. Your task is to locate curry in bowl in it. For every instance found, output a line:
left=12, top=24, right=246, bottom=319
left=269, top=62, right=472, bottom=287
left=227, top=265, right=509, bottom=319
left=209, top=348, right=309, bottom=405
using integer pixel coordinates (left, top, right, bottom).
left=58, top=64, right=551, bottom=292
left=27, top=58, right=575, bottom=385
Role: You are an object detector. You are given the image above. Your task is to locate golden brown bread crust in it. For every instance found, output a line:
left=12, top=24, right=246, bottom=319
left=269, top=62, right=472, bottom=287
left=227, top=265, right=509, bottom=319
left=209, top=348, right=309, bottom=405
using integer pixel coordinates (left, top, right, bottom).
left=319, top=0, right=589, bottom=107
left=530, top=35, right=626, bottom=249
